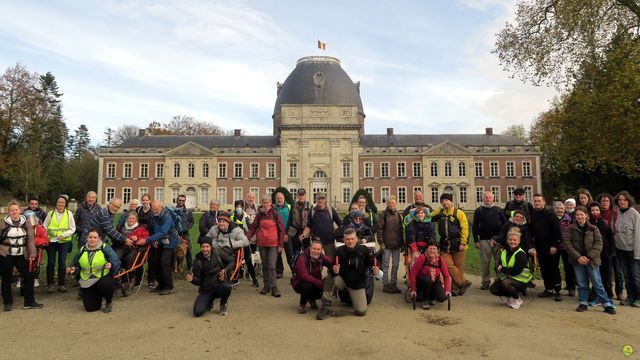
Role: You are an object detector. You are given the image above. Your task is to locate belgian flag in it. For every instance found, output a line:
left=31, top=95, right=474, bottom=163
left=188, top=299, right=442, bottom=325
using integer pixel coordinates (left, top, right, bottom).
left=317, top=40, right=326, bottom=50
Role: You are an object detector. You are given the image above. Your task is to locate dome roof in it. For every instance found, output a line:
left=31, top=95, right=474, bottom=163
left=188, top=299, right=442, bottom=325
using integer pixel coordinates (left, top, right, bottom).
left=273, top=56, right=365, bottom=118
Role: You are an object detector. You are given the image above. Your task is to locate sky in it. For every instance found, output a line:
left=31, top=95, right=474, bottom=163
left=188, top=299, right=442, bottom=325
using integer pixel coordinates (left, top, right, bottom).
left=0, top=0, right=557, bottom=142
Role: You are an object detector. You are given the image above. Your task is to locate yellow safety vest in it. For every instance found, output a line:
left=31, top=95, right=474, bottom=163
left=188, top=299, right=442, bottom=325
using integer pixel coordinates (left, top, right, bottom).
left=47, top=210, right=72, bottom=243
left=78, top=245, right=109, bottom=281
left=500, top=247, right=532, bottom=283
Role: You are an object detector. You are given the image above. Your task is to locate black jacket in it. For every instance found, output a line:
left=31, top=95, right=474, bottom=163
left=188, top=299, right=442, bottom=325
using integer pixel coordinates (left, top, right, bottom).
left=530, top=209, right=561, bottom=249
left=199, top=210, right=223, bottom=244
left=500, top=247, right=529, bottom=276
left=472, top=205, right=507, bottom=242
left=504, top=200, right=534, bottom=222
left=190, top=247, right=236, bottom=293
left=332, top=244, right=375, bottom=290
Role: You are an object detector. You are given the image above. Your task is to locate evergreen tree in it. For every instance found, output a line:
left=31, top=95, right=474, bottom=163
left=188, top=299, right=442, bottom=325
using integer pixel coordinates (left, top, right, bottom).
left=351, top=189, right=377, bottom=214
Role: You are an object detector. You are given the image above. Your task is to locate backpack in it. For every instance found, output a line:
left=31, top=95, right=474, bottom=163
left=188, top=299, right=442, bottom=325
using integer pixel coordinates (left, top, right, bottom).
left=165, top=207, right=185, bottom=235
left=290, top=250, right=305, bottom=278
left=437, top=208, right=462, bottom=252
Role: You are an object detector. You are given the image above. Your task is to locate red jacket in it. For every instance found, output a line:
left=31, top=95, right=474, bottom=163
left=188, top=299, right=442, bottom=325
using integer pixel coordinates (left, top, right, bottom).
left=409, top=254, right=451, bottom=294
left=245, top=207, right=285, bottom=247
left=290, top=248, right=333, bottom=289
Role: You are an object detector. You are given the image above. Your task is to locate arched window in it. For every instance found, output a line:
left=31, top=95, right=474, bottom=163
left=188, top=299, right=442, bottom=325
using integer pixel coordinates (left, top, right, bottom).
left=313, top=170, right=327, bottom=178
left=188, top=163, right=195, bottom=178
left=430, top=162, right=438, bottom=177
left=173, top=163, right=181, bottom=178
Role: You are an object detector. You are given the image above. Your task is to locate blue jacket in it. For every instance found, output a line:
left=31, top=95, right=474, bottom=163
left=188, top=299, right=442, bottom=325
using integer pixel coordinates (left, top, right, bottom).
left=146, top=209, right=180, bottom=249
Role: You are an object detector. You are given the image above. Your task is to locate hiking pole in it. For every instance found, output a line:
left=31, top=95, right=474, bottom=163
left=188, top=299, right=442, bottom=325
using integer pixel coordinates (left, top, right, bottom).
left=412, top=293, right=416, bottom=310
left=447, top=294, right=451, bottom=311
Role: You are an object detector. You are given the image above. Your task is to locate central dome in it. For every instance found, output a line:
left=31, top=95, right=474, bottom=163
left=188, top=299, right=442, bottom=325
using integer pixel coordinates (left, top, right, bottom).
left=272, top=56, right=365, bottom=118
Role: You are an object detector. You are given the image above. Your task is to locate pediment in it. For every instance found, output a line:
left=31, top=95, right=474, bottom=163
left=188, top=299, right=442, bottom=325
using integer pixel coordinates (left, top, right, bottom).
left=166, top=141, right=216, bottom=157
left=422, top=140, right=471, bottom=155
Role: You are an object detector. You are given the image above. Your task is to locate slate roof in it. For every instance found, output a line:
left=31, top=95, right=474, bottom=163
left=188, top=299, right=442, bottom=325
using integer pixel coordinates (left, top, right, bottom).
left=118, top=135, right=280, bottom=148
left=359, top=134, right=526, bottom=147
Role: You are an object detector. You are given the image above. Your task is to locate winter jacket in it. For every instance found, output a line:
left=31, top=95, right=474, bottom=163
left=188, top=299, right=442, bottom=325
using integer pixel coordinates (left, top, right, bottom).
left=602, top=207, right=617, bottom=235
left=306, top=206, right=341, bottom=245
left=274, top=203, right=292, bottom=231
left=177, top=206, right=194, bottom=236
left=409, top=255, right=451, bottom=294
left=136, top=206, right=153, bottom=228
left=563, top=223, right=603, bottom=266
left=530, top=208, right=561, bottom=250
left=498, top=217, right=533, bottom=251
left=614, top=207, right=640, bottom=258
left=146, top=209, right=180, bottom=249
left=115, top=223, right=149, bottom=249
left=288, top=201, right=311, bottom=238
left=556, top=213, right=572, bottom=251
left=246, top=207, right=285, bottom=247
left=472, top=205, right=507, bottom=242
left=332, top=244, right=375, bottom=290
left=376, top=208, right=404, bottom=249
left=80, top=207, right=125, bottom=245
left=190, top=246, right=236, bottom=293
left=431, top=207, right=470, bottom=253
left=499, top=246, right=529, bottom=278
left=199, top=210, right=223, bottom=244
left=74, top=201, right=101, bottom=235
left=25, top=207, right=47, bottom=224
left=0, top=215, right=36, bottom=258
left=406, top=219, right=436, bottom=253
left=206, top=223, right=249, bottom=250
left=71, top=240, right=121, bottom=278
left=290, top=247, right=333, bottom=289
left=590, top=217, right=614, bottom=260
left=504, top=200, right=535, bottom=222
left=344, top=221, right=373, bottom=244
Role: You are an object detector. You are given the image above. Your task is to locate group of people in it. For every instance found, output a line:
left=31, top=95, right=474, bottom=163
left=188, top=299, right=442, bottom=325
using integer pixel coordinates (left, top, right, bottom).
left=1, top=186, right=638, bottom=319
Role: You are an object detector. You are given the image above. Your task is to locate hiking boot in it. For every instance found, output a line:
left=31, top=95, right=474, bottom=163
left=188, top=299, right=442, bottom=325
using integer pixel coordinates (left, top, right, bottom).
left=450, top=288, right=459, bottom=297
left=620, top=298, right=633, bottom=306
left=150, top=286, right=163, bottom=293
left=58, top=286, right=67, bottom=293
left=298, top=305, right=307, bottom=314
left=576, top=304, right=588, bottom=312
left=382, top=285, right=395, bottom=294
left=309, top=300, right=319, bottom=310
left=458, top=281, right=471, bottom=296
left=632, top=300, right=640, bottom=308
left=538, top=290, right=553, bottom=298
left=3, top=304, right=12, bottom=312
left=251, top=278, right=259, bottom=288
left=23, top=302, right=44, bottom=310
left=260, top=286, right=269, bottom=295
left=480, top=284, right=489, bottom=291
left=316, top=307, right=332, bottom=320
left=219, top=304, right=228, bottom=316
left=604, top=306, right=616, bottom=315
left=554, top=292, right=562, bottom=302
left=159, top=289, right=174, bottom=295
left=390, top=284, right=402, bottom=294
left=422, top=301, right=431, bottom=310
left=102, top=303, right=112, bottom=313
left=568, top=289, right=575, bottom=297
left=46, top=285, right=55, bottom=293
left=271, top=287, right=281, bottom=298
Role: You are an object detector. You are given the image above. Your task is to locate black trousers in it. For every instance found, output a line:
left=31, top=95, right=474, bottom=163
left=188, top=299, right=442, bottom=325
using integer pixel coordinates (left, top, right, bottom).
left=114, top=246, right=146, bottom=285
left=600, top=255, right=614, bottom=299
left=150, top=247, right=174, bottom=290
left=193, top=283, right=231, bottom=317
left=559, top=249, right=576, bottom=290
left=537, top=247, right=561, bottom=292
left=242, top=245, right=257, bottom=280
left=416, top=276, right=447, bottom=302
left=184, top=235, right=193, bottom=270
left=1, top=255, right=35, bottom=306
left=490, top=277, right=527, bottom=299
left=294, top=280, right=322, bottom=305
left=81, top=276, right=116, bottom=312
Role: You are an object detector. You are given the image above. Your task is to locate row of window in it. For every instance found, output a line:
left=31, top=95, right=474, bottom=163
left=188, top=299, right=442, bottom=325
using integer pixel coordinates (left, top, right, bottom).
left=105, top=186, right=281, bottom=206
left=361, top=161, right=532, bottom=179
left=106, top=162, right=278, bottom=180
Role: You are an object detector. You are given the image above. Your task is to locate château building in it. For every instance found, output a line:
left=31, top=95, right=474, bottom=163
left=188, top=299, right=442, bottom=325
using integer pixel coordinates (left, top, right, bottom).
left=98, top=56, right=541, bottom=211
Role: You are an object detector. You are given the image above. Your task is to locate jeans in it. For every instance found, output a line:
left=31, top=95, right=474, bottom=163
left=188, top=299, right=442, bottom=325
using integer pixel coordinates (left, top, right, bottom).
left=572, top=264, right=613, bottom=307
left=382, top=248, right=401, bottom=286
left=616, top=249, right=640, bottom=302
left=46, top=241, right=73, bottom=286
left=479, top=239, right=500, bottom=286
left=192, top=283, right=231, bottom=317
left=1, top=255, right=36, bottom=306
left=612, top=255, right=628, bottom=296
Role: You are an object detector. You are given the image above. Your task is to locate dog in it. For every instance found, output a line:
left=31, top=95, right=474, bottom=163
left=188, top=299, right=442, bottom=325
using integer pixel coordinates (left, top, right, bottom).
left=173, top=237, right=189, bottom=274
left=242, top=250, right=262, bottom=279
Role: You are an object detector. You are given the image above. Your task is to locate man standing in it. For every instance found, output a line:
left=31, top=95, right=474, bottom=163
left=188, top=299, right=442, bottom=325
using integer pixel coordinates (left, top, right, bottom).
left=288, top=189, right=312, bottom=252
left=176, top=194, right=194, bottom=272
left=530, top=194, right=562, bottom=301
left=79, top=198, right=128, bottom=248
left=302, top=193, right=341, bottom=259
left=199, top=200, right=222, bottom=244
left=472, top=191, right=507, bottom=290
left=403, top=190, right=432, bottom=217
left=146, top=200, right=180, bottom=295
left=432, top=193, right=471, bottom=295
left=316, top=228, right=379, bottom=320
left=377, top=196, right=404, bottom=294
left=274, top=192, right=292, bottom=278
left=26, top=197, right=47, bottom=224
left=244, top=192, right=258, bottom=225
left=504, top=188, right=535, bottom=222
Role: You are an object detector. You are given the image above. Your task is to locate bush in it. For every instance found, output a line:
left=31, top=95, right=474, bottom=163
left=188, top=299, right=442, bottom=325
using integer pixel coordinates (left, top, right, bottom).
left=350, top=189, right=377, bottom=214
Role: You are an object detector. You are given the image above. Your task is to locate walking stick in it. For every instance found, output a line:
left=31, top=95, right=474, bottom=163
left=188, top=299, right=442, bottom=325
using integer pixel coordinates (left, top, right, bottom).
left=447, top=294, right=451, bottom=311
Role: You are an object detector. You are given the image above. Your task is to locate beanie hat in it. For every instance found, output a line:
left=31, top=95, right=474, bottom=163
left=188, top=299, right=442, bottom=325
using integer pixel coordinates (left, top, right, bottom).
left=440, top=193, right=453, bottom=202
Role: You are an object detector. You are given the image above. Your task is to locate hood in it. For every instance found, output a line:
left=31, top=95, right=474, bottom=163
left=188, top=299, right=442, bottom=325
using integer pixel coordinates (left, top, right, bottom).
left=4, top=215, right=26, bottom=227
left=509, top=215, right=527, bottom=226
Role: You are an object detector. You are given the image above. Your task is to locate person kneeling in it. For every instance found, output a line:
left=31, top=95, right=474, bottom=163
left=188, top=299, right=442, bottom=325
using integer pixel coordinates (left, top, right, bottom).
left=316, top=229, right=379, bottom=320
left=186, top=238, right=236, bottom=317
left=490, top=228, right=532, bottom=309
left=409, top=241, right=451, bottom=310
left=291, top=240, right=333, bottom=314
left=68, top=228, right=121, bottom=313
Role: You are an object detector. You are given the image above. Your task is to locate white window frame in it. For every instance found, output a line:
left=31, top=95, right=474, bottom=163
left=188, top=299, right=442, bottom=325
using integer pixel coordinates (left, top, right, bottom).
left=522, top=161, right=532, bottom=177
left=397, top=162, right=406, bottom=178
left=342, top=162, right=351, bottom=178
left=364, top=187, right=374, bottom=200
left=106, top=163, right=116, bottom=179
left=289, top=162, right=298, bottom=179
left=122, top=187, right=132, bottom=204
left=217, top=187, right=227, bottom=205
left=123, top=163, right=132, bottom=179
left=459, top=186, right=467, bottom=203
left=413, top=186, right=422, bottom=194
left=491, top=186, right=501, bottom=203
left=188, top=163, right=195, bottom=178
left=202, top=163, right=209, bottom=178
left=431, top=186, right=439, bottom=203
left=380, top=162, right=390, bottom=178
left=249, top=187, right=259, bottom=197
left=524, top=186, right=533, bottom=202
left=233, top=187, right=243, bottom=203
left=364, top=162, right=373, bottom=178
left=138, top=187, right=148, bottom=199
left=234, top=163, right=243, bottom=179
left=154, top=187, right=164, bottom=202
left=412, top=161, right=421, bottom=177
left=458, top=161, right=466, bottom=177
left=139, top=163, right=149, bottom=179
left=507, top=186, right=516, bottom=200
left=172, top=188, right=180, bottom=204
left=218, top=163, right=227, bottom=178
left=342, top=185, right=351, bottom=204
left=174, top=163, right=181, bottom=178
left=430, top=162, right=438, bottom=177
left=506, top=161, right=515, bottom=178
left=444, top=161, right=452, bottom=177
left=200, top=187, right=209, bottom=205
left=398, top=186, right=407, bottom=204
left=156, top=163, right=164, bottom=179
left=475, top=186, right=484, bottom=203
left=267, top=163, right=276, bottom=178
left=490, top=161, right=499, bottom=178
left=474, top=162, right=483, bottom=177
left=106, top=187, right=115, bottom=202
left=250, top=163, right=259, bottom=179
left=380, top=187, right=390, bottom=203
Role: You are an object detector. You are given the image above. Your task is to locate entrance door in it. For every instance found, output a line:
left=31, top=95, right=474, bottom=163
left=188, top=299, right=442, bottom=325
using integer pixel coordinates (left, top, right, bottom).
left=185, top=187, right=196, bottom=209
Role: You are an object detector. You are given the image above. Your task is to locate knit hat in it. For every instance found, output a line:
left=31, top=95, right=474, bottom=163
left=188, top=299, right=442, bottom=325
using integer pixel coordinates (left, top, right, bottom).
left=513, top=188, right=525, bottom=196
left=440, top=193, right=453, bottom=202
left=200, top=237, right=212, bottom=247
left=217, top=213, right=231, bottom=224
left=353, top=210, right=364, bottom=219
left=564, top=198, right=576, bottom=207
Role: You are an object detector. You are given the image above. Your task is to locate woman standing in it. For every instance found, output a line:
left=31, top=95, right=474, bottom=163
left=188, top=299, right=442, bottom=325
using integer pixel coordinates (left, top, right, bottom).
left=613, top=191, right=640, bottom=307
left=69, top=229, right=120, bottom=313
left=555, top=201, right=575, bottom=296
left=0, top=201, right=43, bottom=311
left=43, top=195, right=76, bottom=293
left=597, top=193, right=626, bottom=300
left=563, top=206, right=616, bottom=314
left=490, top=228, right=532, bottom=309
left=589, top=202, right=615, bottom=300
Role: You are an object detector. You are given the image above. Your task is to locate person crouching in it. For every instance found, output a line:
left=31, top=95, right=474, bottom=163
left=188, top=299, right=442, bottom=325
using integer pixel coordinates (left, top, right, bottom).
left=291, top=239, right=333, bottom=314
left=186, top=238, right=236, bottom=317
left=409, top=241, right=451, bottom=310
left=68, top=228, right=121, bottom=313
left=490, top=227, right=532, bottom=309
left=316, top=228, right=379, bottom=319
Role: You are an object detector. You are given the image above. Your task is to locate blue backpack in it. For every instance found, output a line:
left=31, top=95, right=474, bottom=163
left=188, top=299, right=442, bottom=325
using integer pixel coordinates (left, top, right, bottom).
left=165, top=207, right=186, bottom=235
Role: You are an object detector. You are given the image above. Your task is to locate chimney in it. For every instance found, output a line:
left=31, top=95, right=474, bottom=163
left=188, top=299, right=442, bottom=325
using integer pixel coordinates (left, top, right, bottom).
left=485, top=127, right=493, bottom=136
left=138, top=129, right=146, bottom=137
left=386, top=128, right=394, bottom=136
left=234, top=129, right=241, bottom=137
